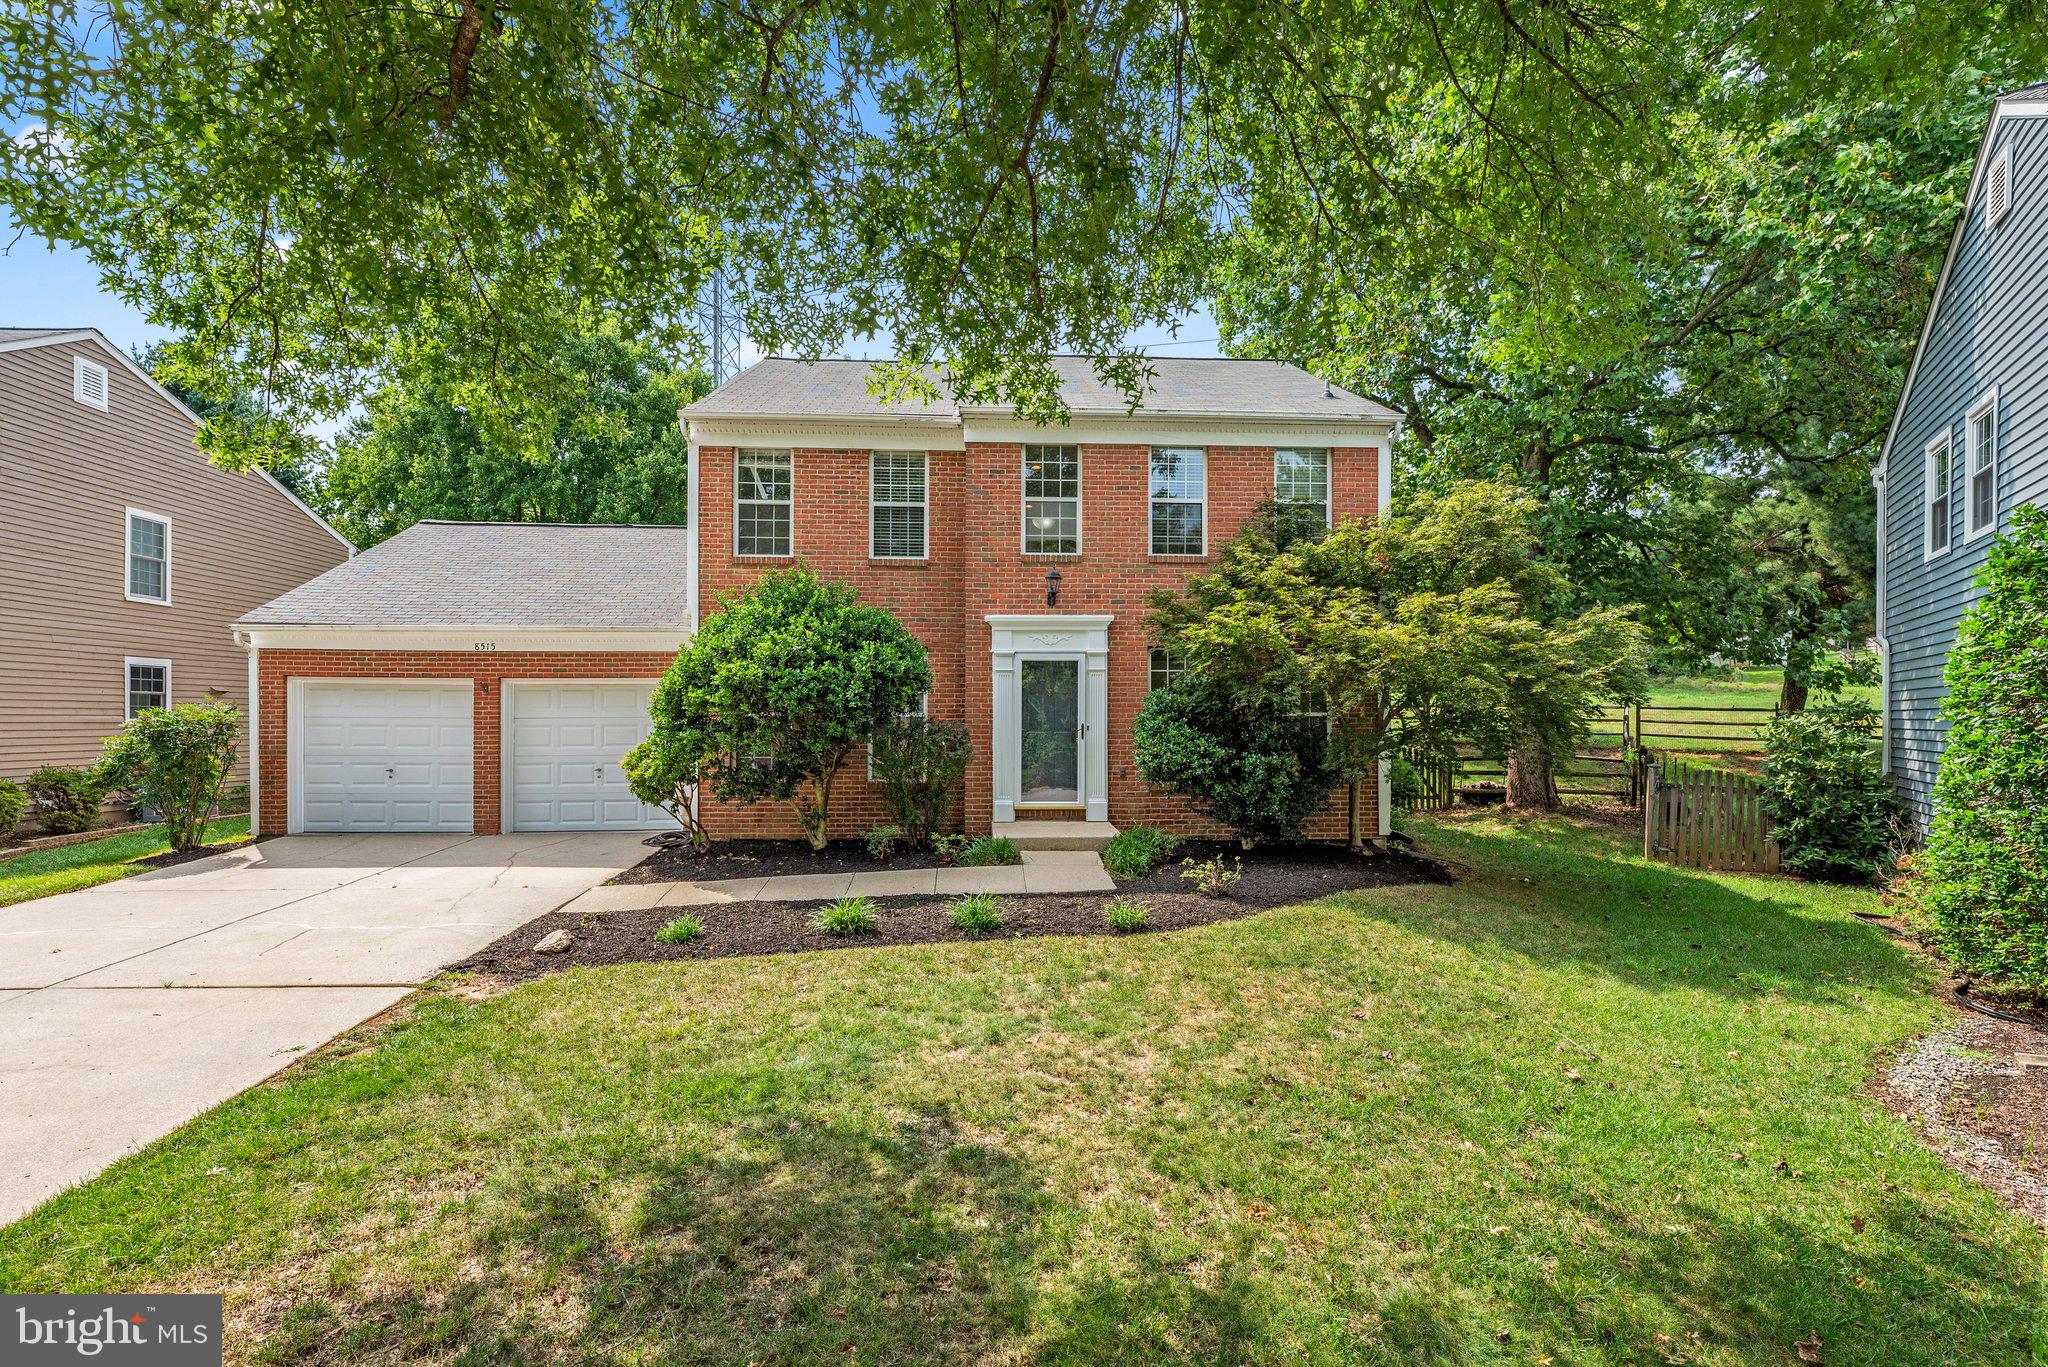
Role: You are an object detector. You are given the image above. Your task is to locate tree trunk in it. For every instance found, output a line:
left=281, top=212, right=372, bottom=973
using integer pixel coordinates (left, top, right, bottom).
left=1505, top=738, right=1560, bottom=811
left=1778, top=674, right=1808, bottom=713
left=1347, top=779, right=1364, bottom=851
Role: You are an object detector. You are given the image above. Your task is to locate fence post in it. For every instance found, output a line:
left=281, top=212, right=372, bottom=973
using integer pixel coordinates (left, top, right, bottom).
left=1642, top=764, right=1658, bottom=859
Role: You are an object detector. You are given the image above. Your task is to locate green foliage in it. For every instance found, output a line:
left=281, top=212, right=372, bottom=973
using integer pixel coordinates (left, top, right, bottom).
left=24, top=765, right=109, bottom=836
left=654, top=915, right=705, bottom=946
left=1132, top=683, right=1330, bottom=848
left=94, top=702, right=245, bottom=853
left=1178, top=855, right=1243, bottom=898
left=621, top=732, right=710, bottom=850
left=947, top=893, right=1007, bottom=934
left=953, top=836, right=1022, bottom=869
left=646, top=569, right=930, bottom=850
left=0, top=779, right=23, bottom=838
left=812, top=895, right=880, bottom=937
left=1757, top=657, right=1897, bottom=882
left=314, top=325, right=707, bottom=547
left=1103, top=898, right=1151, bottom=932
left=1913, top=507, right=2048, bottom=994
left=868, top=716, right=971, bottom=846
left=863, top=824, right=902, bottom=859
left=1388, top=756, right=1423, bottom=813
left=1102, top=825, right=1181, bottom=879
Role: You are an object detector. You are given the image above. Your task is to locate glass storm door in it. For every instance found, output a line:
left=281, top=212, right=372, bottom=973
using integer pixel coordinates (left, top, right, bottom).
left=1018, top=657, right=1082, bottom=805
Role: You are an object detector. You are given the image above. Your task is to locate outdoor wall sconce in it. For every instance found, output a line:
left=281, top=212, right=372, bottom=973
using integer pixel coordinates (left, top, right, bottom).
left=1045, top=568, right=1062, bottom=606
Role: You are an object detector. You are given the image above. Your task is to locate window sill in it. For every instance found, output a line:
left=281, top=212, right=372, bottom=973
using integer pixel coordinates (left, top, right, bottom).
left=124, top=593, right=173, bottom=606
left=868, top=556, right=930, bottom=567
left=733, top=552, right=794, bottom=560
left=1148, top=553, right=1210, bottom=563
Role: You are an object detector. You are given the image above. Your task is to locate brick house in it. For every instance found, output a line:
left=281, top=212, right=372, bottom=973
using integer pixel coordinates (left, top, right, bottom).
left=236, top=357, right=1401, bottom=842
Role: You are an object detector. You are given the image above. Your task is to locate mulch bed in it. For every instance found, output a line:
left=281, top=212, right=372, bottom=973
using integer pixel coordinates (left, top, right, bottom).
left=457, top=845, right=1445, bottom=983
left=609, top=837, right=951, bottom=885
left=1112, top=839, right=1451, bottom=903
left=131, top=837, right=257, bottom=870
left=1873, top=1008, right=2048, bottom=1223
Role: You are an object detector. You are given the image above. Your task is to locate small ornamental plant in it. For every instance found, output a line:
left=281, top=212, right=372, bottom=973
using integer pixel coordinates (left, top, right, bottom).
left=1103, top=898, right=1151, bottom=932
left=947, top=893, right=1007, bottom=934
left=864, top=824, right=903, bottom=859
left=953, top=835, right=1023, bottom=868
left=1179, top=854, right=1243, bottom=898
left=1102, top=825, right=1181, bottom=879
left=25, top=765, right=109, bottom=836
left=93, top=700, right=243, bottom=851
left=0, top=778, right=25, bottom=839
left=813, top=894, right=880, bottom=936
left=655, top=914, right=705, bottom=945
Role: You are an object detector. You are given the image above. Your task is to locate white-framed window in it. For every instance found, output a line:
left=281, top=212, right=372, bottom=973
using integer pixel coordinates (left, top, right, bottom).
left=1147, top=647, right=1185, bottom=692
left=73, top=355, right=109, bottom=411
left=125, top=508, right=171, bottom=603
left=124, top=657, right=171, bottom=719
left=1924, top=432, right=1953, bottom=559
left=1023, top=445, right=1080, bottom=554
left=1965, top=389, right=1999, bottom=541
left=734, top=449, right=792, bottom=557
left=1275, top=448, right=1331, bottom=524
left=870, top=451, right=928, bottom=559
left=1149, top=447, right=1206, bottom=556
left=1987, top=145, right=2012, bottom=227
left=867, top=692, right=930, bottom=780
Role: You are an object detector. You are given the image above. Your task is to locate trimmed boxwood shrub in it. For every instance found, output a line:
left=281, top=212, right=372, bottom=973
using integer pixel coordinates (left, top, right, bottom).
left=1912, top=506, right=2048, bottom=995
left=1757, top=654, right=1899, bottom=882
left=0, top=778, right=25, bottom=838
left=1133, top=680, right=1331, bottom=849
left=25, top=765, right=108, bottom=835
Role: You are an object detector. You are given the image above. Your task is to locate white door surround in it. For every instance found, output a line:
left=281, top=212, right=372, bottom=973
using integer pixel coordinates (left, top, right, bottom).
left=501, top=679, right=667, bottom=831
left=289, top=679, right=475, bottom=833
left=986, top=614, right=1111, bottom=823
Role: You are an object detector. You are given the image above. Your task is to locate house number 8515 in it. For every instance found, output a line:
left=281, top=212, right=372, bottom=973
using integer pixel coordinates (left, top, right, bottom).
left=472, top=642, right=498, bottom=651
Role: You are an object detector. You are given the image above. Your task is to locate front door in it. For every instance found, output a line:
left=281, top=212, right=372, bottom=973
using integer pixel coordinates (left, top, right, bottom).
left=1017, top=657, right=1083, bottom=808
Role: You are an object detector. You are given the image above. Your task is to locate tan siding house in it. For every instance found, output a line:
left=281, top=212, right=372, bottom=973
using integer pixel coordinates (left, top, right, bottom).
left=0, top=328, right=352, bottom=781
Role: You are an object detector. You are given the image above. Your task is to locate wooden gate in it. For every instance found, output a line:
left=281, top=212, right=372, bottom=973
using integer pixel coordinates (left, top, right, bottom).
left=1642, top=760, right=1781, bottom=873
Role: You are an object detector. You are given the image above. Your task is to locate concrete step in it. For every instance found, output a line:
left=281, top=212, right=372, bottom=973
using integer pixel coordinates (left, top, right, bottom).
left=992, top=819, right=1120, bottom=852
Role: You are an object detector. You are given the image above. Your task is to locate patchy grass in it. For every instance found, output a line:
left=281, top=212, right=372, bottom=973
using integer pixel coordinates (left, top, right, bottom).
left=0, top=811, right=2038, bottom=1364
left=0, top=817, right=249, bottom=908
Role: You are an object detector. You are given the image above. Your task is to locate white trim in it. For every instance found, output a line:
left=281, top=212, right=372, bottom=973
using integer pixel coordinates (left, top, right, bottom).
left=682, top=410, right=702, bottom=633
left=1021, top=443, right=1082, bottom=556
left=124, top=506, right=173, bottom=604
left=1987, top=144, right=2013, bottom=227
left=236, top=625, right=689, bottom=652
left=869, top=450, right=930, bottom=560
left=1964, top=386, right=1999, bottom=542
left=122, top=656, right=172, bottom=720
left=1273, top=447, right=1333, bottom=526
left=246, top=642, right=261, bottom=836
left=1923, top=431, right=1954, bottom=560
left=985, top=614, right=1112, bottom=823
left=733, top=447, right=794, bottom=558
left=1376, top=438, right=1393, bottom=828
left=688, top=416, right=966, bottom=451
left=73, top=354, right=109, bottom=410
left=286, top=677, right=474, bottom=835
left=966, top=415, right=1396, bottom=448
left=1147, top=446, right=1207, bottom=557
left=498, top=677, right=668, bottom=833
left=1375, top=441, right=1393, bottom=520
left=1871, top=465, right=1890, bottom=776
left=256, top=471, right=355, bottom=554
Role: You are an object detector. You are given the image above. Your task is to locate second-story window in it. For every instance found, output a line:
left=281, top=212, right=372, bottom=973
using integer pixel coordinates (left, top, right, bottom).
left=871, top=452, right=928, bottom=559
left=1275, top=448, right=1330, bottom=524
left=1924, top=432, right=1952, bottom=559
left=1149, top=447, right=1206, bottom=555
left=1966, top=390, right=1998, bottom=540
left=735, top=448, right=792, bottom=557
left=126, top=509, right=171, bottom=603
left=1024, top=444, right=1079, bottom=554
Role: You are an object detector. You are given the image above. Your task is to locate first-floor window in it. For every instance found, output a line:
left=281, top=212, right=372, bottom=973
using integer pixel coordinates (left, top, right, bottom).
left=1274, top=448, right=1330, bottom=524
left=1147, top=647, right=1185, bottom=692
left=1149, top=447, right=1206, bottom=555
left=1924, top=432, right=1952, bottom=558
left=868, top=693, right=930, bottom=780
left=1023, top=445, right=1080, bottom=554
left=871, top=451, right=928, bottom=558
left=735, top=448, right=793, bottom=556
left=125, top=658, right=170, bottom=719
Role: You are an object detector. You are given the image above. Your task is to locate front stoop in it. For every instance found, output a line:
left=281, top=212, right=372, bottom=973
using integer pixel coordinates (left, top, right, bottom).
left=992, top=819, right=1120, bottom=852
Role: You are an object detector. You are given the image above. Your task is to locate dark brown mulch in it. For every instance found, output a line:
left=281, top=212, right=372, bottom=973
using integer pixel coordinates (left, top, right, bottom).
left=131, top=837, right=256, bottom=870
left=456, top=846, right=1444, bottom=983
left=610, top=837, right=951, bottom=885
left=1114, top=840, right=1450, bottom=903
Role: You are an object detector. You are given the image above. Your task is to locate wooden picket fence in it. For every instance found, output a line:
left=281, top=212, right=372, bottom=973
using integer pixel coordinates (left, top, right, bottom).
left=1400, top=745, right=1645, bottom=811
left=1642, top=758, right=1781, bottom=873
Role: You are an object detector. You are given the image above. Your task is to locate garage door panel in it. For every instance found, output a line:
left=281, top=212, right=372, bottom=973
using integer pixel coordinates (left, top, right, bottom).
left=508, top=681, right=663, bottom=831
left=296, top=683, right=474, bottom=833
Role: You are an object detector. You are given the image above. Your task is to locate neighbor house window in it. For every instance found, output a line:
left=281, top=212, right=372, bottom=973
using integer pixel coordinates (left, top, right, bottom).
left=124, top=658, right=170, bottom=719
left=1924, top=432, right=1952, bottom=559
left=73, top=355, right=109, bottom=411
left=1023, top=445, right=1080, bottom=554
left=870, top=451, right=928, bottom=559
left=735, top=449, right=792, bottom=556
left=1275, top=448, right=1330, bottom=524
left=125, top=509, right=171, bottom=603
left=1966, top=389, right=1998, bottom=540
left=1148, top=648, right=1185, bottom=692
left=1149, top=447, right=1206, bottom=555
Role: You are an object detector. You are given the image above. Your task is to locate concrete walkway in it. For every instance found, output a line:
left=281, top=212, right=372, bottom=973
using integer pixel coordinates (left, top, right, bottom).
left=0, top=830, right=648, bottom=1225
left=560, top=848, right=1115, bottom=915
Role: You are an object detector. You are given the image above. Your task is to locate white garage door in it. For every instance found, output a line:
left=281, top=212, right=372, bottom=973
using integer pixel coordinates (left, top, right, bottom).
left=295, top=682, right=474, bottom=833
left=507, top=681, right=666, bottom=831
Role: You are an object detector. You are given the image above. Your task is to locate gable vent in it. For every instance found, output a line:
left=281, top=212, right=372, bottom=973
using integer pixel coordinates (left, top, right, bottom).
left=72, top=355, right=109, bottom=411
left=1987, top=145, right=2012, bottom=226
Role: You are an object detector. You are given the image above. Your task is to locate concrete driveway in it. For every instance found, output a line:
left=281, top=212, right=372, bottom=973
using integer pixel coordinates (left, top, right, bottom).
left=0, top=830, right=651, bottom=1225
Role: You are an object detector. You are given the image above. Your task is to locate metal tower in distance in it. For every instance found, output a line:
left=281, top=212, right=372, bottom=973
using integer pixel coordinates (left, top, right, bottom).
left=701, top=270, right=742, bottom=386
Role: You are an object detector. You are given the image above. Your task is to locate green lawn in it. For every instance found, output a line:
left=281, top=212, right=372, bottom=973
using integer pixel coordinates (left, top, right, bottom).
left=0, top=812, right=2037, bottom=1363
left=0, top=817, right=249, bottom=907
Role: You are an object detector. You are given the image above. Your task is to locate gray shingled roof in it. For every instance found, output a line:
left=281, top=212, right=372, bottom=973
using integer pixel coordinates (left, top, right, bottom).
left=238, top=521, right=693, bottom=628
left=684, top=356, right=1401, bottom=422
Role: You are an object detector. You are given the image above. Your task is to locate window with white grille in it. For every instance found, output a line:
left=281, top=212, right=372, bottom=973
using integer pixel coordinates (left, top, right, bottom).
left=734, top=449, right=792, bottom=556
left=1924, top=433, right=1953, bottom=559
left=1966, top=389, right=1998, bottom=540
left=126, top=510, right=171, bottom=603
left=73, top=355, right=109, bottom=411
left=1023, top=445, right=1079, bottom=554
left=1275, top=448, right=1331, bottom=524
left=125, top=658, right=170, bottom=719
left=1149, top=447, right=1206, bottom=555
left=870, top=452, right=928, bottom=559
left=1148, top=647, right=1186, bottom=692
left=1987, top=145, right=2012, bottom=227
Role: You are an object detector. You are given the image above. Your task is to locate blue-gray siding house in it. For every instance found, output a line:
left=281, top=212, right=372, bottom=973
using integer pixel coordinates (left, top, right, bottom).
left=1875, top=82, right=2048, bottom=827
